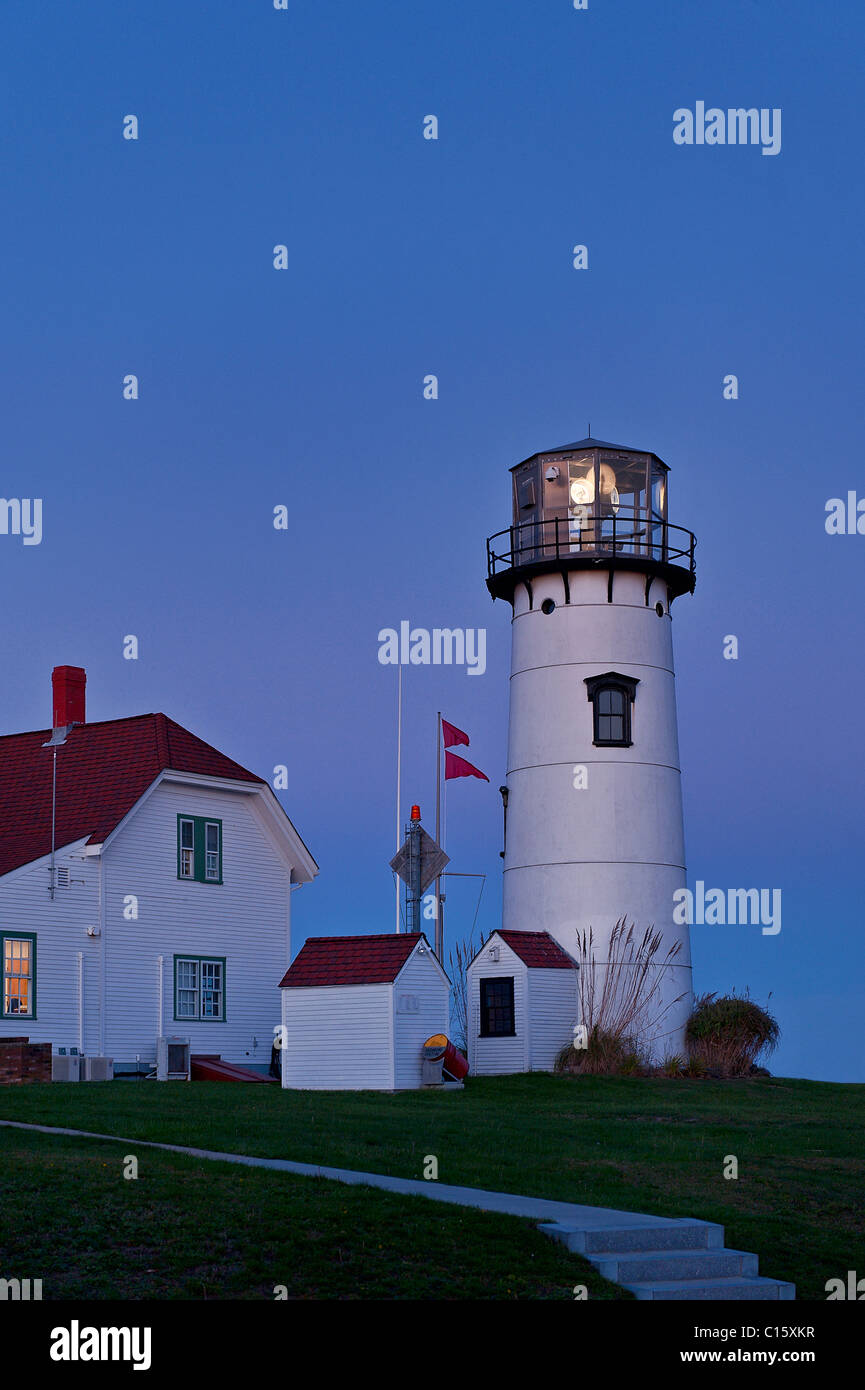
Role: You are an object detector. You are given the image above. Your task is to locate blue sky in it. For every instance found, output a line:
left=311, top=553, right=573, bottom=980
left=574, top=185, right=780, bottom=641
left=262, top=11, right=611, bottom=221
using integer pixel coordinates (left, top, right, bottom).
left=0, top=0, right=862, bottom=1081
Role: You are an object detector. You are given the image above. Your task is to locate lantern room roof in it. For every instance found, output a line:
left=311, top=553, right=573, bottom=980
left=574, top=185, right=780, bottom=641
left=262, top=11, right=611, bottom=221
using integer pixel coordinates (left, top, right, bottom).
left=514, top=437, right=669, bottom=470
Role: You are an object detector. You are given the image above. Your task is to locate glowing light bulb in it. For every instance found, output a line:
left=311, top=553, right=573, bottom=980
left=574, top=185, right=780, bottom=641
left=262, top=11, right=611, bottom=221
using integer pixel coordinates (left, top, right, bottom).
left=570, top=474, right=594, bottom=506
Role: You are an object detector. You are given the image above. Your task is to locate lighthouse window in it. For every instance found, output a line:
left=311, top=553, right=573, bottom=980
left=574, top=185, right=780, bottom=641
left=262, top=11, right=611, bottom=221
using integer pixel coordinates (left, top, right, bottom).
left=480, top=977, right=515, bottom=1037
left=598, top=687, right=626, bottom=742
left=584, top=673, right=639, bottom=747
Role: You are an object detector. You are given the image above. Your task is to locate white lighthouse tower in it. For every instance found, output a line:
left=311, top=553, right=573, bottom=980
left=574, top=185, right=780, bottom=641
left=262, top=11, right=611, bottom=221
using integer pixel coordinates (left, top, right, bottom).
left=486, top=436, right=696, bottom=1058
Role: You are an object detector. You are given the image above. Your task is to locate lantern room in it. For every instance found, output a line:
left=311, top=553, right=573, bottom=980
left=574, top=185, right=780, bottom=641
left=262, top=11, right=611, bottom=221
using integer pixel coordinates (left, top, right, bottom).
left=512, top=435, right=668, bottom=547
left=488, top=435, right=696, bottom=602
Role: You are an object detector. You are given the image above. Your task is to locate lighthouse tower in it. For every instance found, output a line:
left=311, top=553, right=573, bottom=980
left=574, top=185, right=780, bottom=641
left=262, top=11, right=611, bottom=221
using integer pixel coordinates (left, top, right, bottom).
left=486, top=437, right=696, bottom=1057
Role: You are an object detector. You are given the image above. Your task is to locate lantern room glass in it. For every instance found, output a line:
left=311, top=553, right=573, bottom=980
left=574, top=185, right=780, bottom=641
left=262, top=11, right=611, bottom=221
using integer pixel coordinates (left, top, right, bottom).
left=596, top=455, right=647, bottom=555
left=649, top=460, right=668, bottom=559
left=510, top=448, right=673, bottom=563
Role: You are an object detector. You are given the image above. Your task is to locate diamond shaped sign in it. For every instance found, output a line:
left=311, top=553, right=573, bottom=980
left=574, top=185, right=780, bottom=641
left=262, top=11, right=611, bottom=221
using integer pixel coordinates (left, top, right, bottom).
left=390, top=828, right=449, bottom=896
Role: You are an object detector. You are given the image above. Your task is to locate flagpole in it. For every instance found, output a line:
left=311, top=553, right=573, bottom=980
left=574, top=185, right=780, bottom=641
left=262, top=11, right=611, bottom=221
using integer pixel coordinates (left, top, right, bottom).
left=434, top=711, right=442, bottom=959
left=442, top=767, right=447, bottom=926
left=395, top=665, right=403, bottom=933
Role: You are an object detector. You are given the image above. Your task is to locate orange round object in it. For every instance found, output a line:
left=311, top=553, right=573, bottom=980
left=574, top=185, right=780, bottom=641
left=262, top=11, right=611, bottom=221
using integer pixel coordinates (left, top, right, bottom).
left=422, top=1034, right=469, bottom=1078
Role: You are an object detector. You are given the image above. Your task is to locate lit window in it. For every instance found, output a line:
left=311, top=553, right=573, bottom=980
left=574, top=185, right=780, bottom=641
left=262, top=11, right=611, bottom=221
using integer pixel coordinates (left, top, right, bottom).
left=3, top=936, right=35, bottom=1018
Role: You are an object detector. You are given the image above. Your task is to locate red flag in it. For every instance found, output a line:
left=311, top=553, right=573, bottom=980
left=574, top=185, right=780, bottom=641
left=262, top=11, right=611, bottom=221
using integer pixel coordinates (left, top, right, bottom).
left=445, top=751, right=489, bottom=783
left=441, top=718, right=470, bottom=749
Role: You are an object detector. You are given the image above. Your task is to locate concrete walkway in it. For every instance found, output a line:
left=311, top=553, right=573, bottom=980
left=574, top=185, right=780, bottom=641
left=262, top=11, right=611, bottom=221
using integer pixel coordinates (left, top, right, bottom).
left=0, top=1116, right=666, bottom=1227
left=0, top=1118, right=795, bottom=1299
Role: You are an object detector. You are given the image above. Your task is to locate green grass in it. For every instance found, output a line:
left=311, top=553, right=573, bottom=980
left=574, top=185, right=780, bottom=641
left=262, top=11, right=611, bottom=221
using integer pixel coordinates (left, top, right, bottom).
left=1, top=1073, right=862, bottom=1300
left=0, top=1128, right=624, bottom=1300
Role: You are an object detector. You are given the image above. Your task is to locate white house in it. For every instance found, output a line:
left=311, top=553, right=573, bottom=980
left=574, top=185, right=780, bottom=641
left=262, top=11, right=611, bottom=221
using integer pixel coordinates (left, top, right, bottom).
left=279, top=932, right=449, bottom=1090
left=0, top=666, right=318, bottom=1076
left=467, top=930, right=579, bottom=1076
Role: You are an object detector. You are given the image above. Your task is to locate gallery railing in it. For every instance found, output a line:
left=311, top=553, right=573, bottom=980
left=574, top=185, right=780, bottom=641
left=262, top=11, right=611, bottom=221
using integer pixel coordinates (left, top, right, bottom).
left=486, top=512, right=697, bottom=580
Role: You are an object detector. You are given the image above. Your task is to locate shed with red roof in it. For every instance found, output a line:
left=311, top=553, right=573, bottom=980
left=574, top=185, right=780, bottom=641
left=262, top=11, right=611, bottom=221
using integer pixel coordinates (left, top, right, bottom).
left=466, top=930, right=579, bottom=1075
left=278, top=932, right=449, bottom=1090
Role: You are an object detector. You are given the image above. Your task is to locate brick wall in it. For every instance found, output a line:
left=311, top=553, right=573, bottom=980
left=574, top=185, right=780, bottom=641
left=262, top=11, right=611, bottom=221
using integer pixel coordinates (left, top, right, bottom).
left=0, top=1037, right=52, bottom=1084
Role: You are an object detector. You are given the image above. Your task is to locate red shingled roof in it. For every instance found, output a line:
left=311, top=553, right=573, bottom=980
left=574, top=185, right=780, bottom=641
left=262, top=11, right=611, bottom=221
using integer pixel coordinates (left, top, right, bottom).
left=497, top=930, right=577, bottom=969
left=279, top=933, right=433, bottom=988
left=0, top=713, right=263, bottom=878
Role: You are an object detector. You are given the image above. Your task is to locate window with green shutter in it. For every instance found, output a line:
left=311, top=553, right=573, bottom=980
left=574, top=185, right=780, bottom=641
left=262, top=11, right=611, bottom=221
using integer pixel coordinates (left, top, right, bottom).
left=176, top=816, right=223, bottom=884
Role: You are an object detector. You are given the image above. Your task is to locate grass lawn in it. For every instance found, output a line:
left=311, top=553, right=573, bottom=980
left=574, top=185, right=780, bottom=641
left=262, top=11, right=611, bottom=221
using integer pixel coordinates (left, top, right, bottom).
left=0, top=1128, right=619, bottom=1300
left=1, top=1073, right=862, bottom=1300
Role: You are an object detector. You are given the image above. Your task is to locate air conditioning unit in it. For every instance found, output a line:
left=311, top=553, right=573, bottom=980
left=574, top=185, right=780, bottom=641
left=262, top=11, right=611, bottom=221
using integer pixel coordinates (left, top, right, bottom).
left=52, top=1054, right=81, bottom=1082
left=156, top=1036, right=190, bottom=1081
left=81, top=1056, right=114, bottom=1081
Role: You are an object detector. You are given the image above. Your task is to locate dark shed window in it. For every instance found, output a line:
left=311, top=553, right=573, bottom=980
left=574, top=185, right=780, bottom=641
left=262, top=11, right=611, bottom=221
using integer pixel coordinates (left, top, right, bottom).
left=480, top=977, right=515, bottom=1037
left=584, top=672, right=639, bottom=747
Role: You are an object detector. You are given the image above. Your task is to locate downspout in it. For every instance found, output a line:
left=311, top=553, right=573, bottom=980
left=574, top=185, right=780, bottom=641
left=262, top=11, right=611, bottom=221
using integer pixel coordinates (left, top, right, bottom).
left=76, top=951, right=84, bottom=1054
left=156, top=955, right=164, bottom=1041
left=98, top=853, right=106, bottom=1055
left=49, top=747, right=57, bottom=899
left=499, top=785, right=508, bottom=861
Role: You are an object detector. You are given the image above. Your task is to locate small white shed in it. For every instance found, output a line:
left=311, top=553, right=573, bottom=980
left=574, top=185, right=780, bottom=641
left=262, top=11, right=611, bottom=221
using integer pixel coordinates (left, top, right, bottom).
left=467, top=930, right=579, bottom=1076
left=278, top=932, right=450, bottom=1091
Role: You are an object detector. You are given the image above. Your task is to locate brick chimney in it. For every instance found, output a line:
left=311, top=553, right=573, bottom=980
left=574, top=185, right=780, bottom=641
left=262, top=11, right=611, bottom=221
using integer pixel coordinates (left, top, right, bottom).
left=52, top=666, right=86, bottom=729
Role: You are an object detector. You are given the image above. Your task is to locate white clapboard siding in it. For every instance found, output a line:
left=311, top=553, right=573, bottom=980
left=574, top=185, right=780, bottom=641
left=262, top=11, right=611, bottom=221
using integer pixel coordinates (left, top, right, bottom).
left=527, top=967, right=579, bottom=1071
left=468, top=940, right=528, bottom=1075
left=0, top=840, right=101, bottom=1053
left=282, top=984, right=394, bottom=1090
left=100, top=779, right=293, bottom=1065
left=391, top=949, right=450, bottom=1090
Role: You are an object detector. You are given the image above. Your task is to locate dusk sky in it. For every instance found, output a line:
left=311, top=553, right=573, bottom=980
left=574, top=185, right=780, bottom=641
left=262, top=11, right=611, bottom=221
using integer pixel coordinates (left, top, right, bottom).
left=1, top=0, right=862, bottom=1082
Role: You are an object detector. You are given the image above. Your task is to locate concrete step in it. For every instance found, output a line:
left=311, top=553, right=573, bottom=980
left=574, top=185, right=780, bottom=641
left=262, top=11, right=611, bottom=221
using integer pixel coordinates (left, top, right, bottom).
left=540, top=1217, right=724, bottom=1255
left=623, top=1275, right=797, bottom=1301
left=538, top=1218, right=796, bottom=1301
left=589, top=1247, right=759, bottom=1284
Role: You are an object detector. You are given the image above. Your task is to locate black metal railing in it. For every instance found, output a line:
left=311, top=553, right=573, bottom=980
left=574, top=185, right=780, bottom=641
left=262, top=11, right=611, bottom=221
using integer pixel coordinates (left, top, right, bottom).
left=486, top=512, right=696, bottom=580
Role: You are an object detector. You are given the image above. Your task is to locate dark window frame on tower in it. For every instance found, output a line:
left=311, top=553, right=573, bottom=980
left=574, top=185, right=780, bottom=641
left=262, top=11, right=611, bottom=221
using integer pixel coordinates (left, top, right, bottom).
left=479, top=976, right=516, bottom=1037
left=584, top=672, right=639, bottom=747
